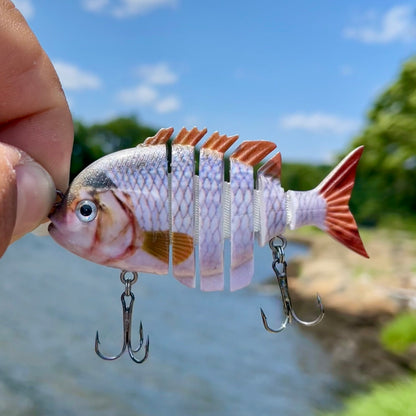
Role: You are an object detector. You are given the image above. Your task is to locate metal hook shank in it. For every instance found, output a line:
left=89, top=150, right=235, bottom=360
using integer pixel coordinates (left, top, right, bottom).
left=95, top=272, right=149, bottom=363
left=260, top=236, right=325, bottom=333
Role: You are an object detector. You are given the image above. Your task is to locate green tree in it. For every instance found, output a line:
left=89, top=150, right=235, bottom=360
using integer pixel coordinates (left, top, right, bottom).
left=346, top=56, right=416, bottom=226
left=71, top=116, right=157, bottom=179
left=280, top=163, right=330, bottom=192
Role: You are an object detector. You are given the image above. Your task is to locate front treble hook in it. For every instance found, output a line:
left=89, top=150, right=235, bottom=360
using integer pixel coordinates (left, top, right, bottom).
left=95, top=271, right=149, bottom=363
left=260, top=236, right=324, bottom=333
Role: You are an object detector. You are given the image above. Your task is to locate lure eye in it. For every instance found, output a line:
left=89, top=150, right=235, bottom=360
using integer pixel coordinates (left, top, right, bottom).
left=75, top=200, right=98, bottom=223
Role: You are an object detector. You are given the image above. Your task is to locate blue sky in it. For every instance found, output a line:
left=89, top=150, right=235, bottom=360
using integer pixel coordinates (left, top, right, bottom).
left=15, top=0, right=416, bottom=163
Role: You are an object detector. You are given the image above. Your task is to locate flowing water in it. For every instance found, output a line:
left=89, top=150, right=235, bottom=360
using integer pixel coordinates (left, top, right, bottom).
left=0, top=235, right=349, bottom=416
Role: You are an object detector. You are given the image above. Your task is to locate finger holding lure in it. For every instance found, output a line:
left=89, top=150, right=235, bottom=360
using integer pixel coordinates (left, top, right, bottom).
left=48, top=127, right=368, bottom=363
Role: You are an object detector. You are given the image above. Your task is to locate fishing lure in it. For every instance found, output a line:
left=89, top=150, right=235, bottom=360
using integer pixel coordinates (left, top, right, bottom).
left=49, top=127, right=368, bottom=362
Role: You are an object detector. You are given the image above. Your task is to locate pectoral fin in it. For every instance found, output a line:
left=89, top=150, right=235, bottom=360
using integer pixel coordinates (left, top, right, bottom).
left=142, top=231, right=193, bottom=265
left=172, top=232, right=194, bottom=265
left=143, top=231, right=170, bottom=264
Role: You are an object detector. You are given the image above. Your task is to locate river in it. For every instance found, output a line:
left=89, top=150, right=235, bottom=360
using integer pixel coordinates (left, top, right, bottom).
left=0, top=234, right=349, bottom=416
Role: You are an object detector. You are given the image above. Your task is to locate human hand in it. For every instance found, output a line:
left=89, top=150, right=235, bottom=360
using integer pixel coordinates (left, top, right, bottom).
left=0, top=0, right=73, bottom=257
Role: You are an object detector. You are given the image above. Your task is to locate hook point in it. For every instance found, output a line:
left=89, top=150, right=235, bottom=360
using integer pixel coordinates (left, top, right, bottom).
left=260, top=307, right=288, bottom=333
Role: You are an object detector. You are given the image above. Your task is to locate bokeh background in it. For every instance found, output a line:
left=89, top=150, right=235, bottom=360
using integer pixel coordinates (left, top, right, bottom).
left=0, top=1, right=415, bottom=415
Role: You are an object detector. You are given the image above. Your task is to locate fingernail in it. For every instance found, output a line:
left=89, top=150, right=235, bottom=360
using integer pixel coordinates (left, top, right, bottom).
left=13, top=160, right=56, bottom=239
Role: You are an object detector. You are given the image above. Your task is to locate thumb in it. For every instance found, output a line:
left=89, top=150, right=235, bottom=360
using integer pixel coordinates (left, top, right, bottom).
left=0, top=143, right=55, bottom=256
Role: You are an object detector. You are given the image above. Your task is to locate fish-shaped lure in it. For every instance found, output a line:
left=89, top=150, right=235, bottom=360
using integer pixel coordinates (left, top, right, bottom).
left=49, top=127, right=368, bottom=292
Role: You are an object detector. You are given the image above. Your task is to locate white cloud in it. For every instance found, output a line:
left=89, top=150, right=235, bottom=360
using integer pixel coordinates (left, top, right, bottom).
left=113, top=0, right=176, bottom=17
left=117, top=62, right=180, bottom=113
left=118, top=84, right=158, bottom=104
left=136, top=63, right=178, bottom=85
left=82, top=0, right=176, bottom=17
left=13, top=0, right=35, bottom=20
left=118, top=84, right=180, bottom=113
left=154, top=95, right=180, bottom=113
left=53, top=61, right=102, bottom=91
left=279, top=112, right=360, bottom=135
left=340, top=65, right=353, bottom=77
left=82, top=0, right=110, bottom=12
left=344, top=5, right=416, bottom=44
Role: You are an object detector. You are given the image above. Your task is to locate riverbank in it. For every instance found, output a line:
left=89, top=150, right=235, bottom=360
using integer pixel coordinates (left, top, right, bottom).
left=285, top=228, right=416, bottom=386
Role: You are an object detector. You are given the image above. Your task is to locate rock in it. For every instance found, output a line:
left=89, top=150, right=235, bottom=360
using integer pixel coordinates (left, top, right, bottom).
left=284, top=228, right=416, bottom=386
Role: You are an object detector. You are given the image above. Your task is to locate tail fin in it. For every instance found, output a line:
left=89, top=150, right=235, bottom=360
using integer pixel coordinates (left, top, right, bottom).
left=317, top=146, right=369, bottom=258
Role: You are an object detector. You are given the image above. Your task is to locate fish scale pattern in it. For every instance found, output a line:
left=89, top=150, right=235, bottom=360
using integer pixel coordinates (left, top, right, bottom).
left=257, top=174, right=286, bottom=246
left=286, top=189, right=326, bottom=230
left=171, top=145, right=194, bottom=235
left=230, top=160, right=254, bottom=291
left=106, top=146, right=169, bottom=232
left=199, top=149, right=224, bottom=291
left=171, top=143, right=196, bottom=282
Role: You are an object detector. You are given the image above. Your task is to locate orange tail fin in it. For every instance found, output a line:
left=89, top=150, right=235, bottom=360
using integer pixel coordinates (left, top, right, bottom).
left=317, top=146, right=369, bottom=258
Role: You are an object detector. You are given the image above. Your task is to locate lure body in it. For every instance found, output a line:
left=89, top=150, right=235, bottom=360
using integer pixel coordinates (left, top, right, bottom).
left=49, top=127, right=368, bottom=291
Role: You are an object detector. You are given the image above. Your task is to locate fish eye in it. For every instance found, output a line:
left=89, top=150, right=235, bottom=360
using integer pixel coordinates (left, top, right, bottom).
left=75, top=200, right=97, bottom=223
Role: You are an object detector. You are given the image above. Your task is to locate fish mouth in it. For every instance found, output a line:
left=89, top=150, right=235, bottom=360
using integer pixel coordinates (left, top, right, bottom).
left=48, top=215, right=62, bottom=238
left=48, top=189, right=66, bottom=218
left=48, top=220, right=58, bottom=237
left=47, top=212, right=59, bottom=237
left=48, top=220, right=66, bottom=247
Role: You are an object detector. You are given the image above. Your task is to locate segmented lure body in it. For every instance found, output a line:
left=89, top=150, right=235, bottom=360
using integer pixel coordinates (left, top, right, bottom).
left=49, top=127, right=368, bottom=291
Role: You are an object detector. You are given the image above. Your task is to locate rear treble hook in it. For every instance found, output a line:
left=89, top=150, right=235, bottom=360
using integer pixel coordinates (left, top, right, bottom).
left=95, top=271, right=149, bottom=363
left=260, top=236, right=324, bottom=333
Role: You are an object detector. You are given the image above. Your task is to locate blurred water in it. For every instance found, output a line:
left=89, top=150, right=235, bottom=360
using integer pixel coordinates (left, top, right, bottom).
left=0, top=235, right=348, bottom=416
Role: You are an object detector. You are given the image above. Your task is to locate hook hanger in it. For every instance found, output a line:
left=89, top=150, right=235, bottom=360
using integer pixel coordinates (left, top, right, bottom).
left=260, top=236, right=324, bottom=333
left=95, top=270, right=149, bottom=363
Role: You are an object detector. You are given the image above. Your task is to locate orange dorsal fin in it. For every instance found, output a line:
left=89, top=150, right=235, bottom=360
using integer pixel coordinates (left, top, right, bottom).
left=230, top=141, right=276, bottom=166
left=173, top=127, right=207, bottom=146
left=317, top=146, right=369, bottom=258
left=144, top=127, right=174, bottom=146
left=257, top=152, right=282, bottom=179
left=201, top=131, right=239, bottom=154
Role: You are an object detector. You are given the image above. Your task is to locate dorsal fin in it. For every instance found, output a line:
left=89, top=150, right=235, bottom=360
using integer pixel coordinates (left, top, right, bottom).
left=230, top=141, right=276, bottom=166
left=173, top=127, right=207, bottom=146
left=257, top=152, right=282, bottom=179
left=144, top=127, right=174, bottom=146
left=201, top=132, right=239, bottom=154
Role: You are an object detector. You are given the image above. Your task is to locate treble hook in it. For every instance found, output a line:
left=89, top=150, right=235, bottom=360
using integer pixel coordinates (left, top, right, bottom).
left=95, top=271, right=150, bottom=363
left=260, top=236, right=324, bottom=333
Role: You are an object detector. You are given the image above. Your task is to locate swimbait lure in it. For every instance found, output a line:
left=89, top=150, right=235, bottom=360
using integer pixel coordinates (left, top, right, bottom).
left=49, top=127, right=368, bottom=362
left=49, top=127, right=367, bottom=290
